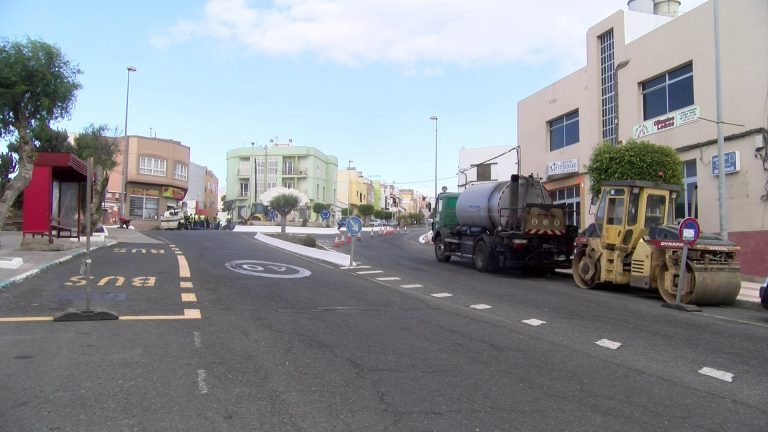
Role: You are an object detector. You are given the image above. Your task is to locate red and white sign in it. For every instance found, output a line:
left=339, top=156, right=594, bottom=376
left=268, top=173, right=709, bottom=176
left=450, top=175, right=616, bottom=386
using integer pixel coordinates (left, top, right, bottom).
left=632, top=106, right=700, bottom=139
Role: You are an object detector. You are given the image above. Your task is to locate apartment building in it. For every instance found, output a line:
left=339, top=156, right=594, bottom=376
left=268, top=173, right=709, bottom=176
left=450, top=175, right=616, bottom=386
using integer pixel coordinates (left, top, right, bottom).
left=226, top=140, right=338, bottom=222
left=517, top=0, right=767, bottom=277
left=185, top=162, right=220, bottom=218
left=105, top=136, right=190, bottom=230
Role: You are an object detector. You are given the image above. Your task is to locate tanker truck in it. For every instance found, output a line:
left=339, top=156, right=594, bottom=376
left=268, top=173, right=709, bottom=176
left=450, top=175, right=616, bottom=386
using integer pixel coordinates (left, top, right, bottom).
left=432, top=174, right=578, bottom=272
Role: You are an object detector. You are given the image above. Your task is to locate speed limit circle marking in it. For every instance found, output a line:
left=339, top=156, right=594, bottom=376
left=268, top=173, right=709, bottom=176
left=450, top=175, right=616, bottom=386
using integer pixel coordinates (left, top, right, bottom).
left=225, top=260, right=311, bottom=279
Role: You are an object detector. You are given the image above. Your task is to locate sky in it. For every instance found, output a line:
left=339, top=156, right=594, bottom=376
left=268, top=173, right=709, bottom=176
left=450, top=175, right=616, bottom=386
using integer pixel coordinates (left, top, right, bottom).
left=1, top=0, right=706, bottom=196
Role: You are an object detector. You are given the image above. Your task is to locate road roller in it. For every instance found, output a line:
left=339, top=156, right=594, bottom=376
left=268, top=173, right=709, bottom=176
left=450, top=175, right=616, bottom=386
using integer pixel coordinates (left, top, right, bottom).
left=572, top=180, right=741, bottom=306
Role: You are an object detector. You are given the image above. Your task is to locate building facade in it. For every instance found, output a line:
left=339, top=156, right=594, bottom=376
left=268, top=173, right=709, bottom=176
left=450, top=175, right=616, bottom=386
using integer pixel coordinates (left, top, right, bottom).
left=336, top=167, right=373, bottom=216
left=105, top=136, right=190, bottom=231
left=457, top=145, right=519, bottom=191
left=185, top=162, right=220, bottom=219
left=226, top=141, right=338, bottom=222
left=517, top=0, right=767, bottom=277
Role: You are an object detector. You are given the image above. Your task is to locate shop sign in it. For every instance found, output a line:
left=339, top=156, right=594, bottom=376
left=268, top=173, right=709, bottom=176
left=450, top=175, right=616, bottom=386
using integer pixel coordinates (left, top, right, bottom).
left=129, top=188, right=159, bottom=197
left=162, top=186, right=185, bottom=199
left=632, top=106, right=700, bottom=139
left=547, top=159, right=579, bottom=177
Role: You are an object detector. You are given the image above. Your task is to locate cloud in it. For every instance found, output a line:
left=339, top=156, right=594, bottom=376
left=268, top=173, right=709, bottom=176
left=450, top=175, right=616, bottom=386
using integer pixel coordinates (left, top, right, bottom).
left=151, top=0, right=704, bottom=69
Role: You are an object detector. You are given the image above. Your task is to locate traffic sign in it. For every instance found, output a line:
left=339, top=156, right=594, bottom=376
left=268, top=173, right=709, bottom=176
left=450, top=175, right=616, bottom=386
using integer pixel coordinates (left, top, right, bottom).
left=320, top=209, right=331, bottom=220
left=678, top=217, right=700, bottom=246
left=346, top=216, right=362, bottom=236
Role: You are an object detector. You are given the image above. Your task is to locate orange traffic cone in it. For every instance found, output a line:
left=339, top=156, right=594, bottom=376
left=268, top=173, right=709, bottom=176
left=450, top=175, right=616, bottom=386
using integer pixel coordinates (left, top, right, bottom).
left=333, top=235, right=340, bottom=247
left=357, top=232, right=363, bottom=242
left=346, top=233, right=352, bottom=245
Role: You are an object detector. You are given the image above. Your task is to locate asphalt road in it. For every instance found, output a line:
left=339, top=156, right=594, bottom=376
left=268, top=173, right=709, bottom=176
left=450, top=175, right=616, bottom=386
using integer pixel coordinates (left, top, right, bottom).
left=0, top=229, right=766, bottom=431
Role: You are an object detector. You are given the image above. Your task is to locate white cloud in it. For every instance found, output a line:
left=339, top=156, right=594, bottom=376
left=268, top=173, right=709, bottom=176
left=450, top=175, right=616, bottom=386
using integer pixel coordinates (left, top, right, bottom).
left=152, top=0, right=708, bottom=69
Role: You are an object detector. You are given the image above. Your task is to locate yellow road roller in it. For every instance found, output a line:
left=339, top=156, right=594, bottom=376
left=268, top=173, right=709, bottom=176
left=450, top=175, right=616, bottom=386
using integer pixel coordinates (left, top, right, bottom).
left=572, top=181, right=741, bottom=306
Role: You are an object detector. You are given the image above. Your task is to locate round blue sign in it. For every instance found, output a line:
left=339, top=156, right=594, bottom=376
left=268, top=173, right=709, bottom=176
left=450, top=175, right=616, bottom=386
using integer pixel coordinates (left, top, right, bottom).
left=346, top=216, right=363, bottom=236
left=678, top=217, right=700, bottom=246
left=320, top=209, right=331, bottom=220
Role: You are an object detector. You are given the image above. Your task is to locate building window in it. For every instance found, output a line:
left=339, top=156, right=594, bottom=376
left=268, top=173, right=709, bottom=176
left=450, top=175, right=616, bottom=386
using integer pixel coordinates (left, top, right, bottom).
left=239, top=181, right=249, bottom=197
left=238, top=158, right=250, bottom=176
left=128, top=191, right=159, bottom=220
left=675, top=159, right=698, bottom=219
left=476, top=164, right=492, bottom=181
left=284, top=160, right=293, bottom=175
left=549, top=185, right=581, bottom=227
left=549, top=111, right=579, bottom=151
left=642, top=63, right=694, bottom=120
left=173, top=163, right=188, bottom=181
left=599, top=30, right=616, bottom=144
left=139, top=157, right=166, bottom=177
left=283, top=180, right=294, bottom=189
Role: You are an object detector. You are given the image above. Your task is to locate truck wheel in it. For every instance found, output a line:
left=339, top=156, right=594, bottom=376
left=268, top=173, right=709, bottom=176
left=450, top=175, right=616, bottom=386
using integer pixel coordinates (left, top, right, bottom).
left=434, top=235, right=451, bottom=263
left=473, top=240, right=496, bottom=273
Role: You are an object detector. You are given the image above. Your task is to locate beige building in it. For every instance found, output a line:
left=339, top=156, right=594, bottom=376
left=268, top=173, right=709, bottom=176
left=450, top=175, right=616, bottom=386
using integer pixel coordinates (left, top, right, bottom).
left=106, top=136, right=190, bottom=230
left=517, top=0, right=767, bottom=277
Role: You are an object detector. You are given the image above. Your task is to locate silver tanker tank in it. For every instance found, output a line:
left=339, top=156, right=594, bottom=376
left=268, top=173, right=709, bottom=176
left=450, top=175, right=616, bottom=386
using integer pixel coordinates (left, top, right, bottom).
left=455, top=175, right=552, bottom=230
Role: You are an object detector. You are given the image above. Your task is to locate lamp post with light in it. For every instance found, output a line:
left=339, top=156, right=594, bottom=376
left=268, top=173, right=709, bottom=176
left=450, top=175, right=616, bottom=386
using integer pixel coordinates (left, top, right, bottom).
left=121, top=66, right=137, bottom=218
left=429, top=115, right=438, bottom=212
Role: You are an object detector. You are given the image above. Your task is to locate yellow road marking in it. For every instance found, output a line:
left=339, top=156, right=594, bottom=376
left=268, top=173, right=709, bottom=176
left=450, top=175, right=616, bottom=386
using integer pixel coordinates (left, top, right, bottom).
left=120, top=309, right=202, bottom=320
left=180, top=281, right=194, bottom=289
left=0, top=316, right=54, bottom=323
left=177, top=255, right=191, bottom=278
left=181, top=293, right=197, bottom=302
left=0, top=309, right=202, bottom=323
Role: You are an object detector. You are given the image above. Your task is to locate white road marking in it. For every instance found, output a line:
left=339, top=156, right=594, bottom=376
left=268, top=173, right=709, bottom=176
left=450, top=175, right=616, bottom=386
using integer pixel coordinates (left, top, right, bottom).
left=430, top=293, right=453, bottom=298
left=522, top=319, right=546, bottom=326
left=356, top=270, right=384, bottom=274
left=595, top=339, right=622, bottom=350
left=400, top=284, right=423, bottom=288
left=193, top=331, right=202, bottom=349
left=340, top=265, right=370, bottom=269
left=181, top=293, right=197, bottom=302
left=470, top=304, right=492, bottom=310
left=197, top=369, right=209, bottom=394
left=375, top=277, right=401, bottom=281
left=698, top=367, right=734, bottom=382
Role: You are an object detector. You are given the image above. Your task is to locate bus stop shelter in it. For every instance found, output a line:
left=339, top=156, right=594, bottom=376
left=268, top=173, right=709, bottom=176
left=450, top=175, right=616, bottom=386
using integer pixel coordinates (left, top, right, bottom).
left=22, top=152, right=87, bottom=243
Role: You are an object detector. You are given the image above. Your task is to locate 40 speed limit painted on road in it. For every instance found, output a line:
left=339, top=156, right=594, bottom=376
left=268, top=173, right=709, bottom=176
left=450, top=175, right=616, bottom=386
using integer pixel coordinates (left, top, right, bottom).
left=225, top=260, right=312, bottom=279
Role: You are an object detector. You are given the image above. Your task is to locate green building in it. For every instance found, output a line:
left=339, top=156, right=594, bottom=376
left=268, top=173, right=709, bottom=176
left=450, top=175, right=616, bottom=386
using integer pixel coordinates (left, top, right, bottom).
left=225, top=141, right=338, bottom=222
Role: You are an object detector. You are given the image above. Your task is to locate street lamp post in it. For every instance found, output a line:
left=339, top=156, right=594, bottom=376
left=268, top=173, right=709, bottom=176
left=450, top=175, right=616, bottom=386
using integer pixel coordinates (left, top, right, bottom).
left=121, top=66, right=137, bottom=218
left=430, top=115, right=438, bottom=211
left=347, top=160, right=355, bottom=216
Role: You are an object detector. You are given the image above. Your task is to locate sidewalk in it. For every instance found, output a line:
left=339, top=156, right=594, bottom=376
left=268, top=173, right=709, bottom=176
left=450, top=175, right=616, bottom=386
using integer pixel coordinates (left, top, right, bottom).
left=0, top=226, right=764, bottom=310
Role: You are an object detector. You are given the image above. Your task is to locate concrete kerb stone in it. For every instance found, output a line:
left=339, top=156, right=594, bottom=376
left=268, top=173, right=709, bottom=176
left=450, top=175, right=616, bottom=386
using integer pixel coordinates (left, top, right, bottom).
left=253, top=232, right=352, bottom=267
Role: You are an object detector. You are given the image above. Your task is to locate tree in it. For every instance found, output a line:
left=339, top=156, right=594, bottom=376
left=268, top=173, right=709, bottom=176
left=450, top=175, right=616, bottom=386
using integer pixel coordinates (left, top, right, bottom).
left=0, top=152, right=17, bottom=198
left=586, top=140, right=683, bottom=198
left=358, top=204, right=374, bottom=223
left=0, top=37, right=81, bottom=244
left=261, top=187, right=309, bottom=233
left=341, top=207, right=352, bottom=217
left=73, top=124, right=121, bottom=231
left=312, top=201, right=328, bottom=221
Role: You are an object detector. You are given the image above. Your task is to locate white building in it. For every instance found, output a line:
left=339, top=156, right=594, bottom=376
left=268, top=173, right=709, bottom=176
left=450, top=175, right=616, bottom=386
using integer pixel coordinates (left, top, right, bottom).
left=517, top=0, right=767, bottom=278
left=457, top=146, right=519, bottom=191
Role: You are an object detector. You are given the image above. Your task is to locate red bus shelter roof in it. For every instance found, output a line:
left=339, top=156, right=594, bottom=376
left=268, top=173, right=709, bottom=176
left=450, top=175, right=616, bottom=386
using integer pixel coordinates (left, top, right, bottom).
left=34, top=152, right=88, bottom=181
